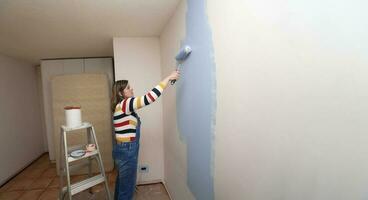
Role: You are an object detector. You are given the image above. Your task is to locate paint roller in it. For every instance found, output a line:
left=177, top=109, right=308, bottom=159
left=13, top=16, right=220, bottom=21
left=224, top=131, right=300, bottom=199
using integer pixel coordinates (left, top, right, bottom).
left=171, top=45, right=192, bottom=85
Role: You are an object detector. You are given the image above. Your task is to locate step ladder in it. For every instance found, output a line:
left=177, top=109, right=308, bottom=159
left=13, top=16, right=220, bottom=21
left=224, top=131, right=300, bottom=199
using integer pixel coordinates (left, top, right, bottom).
left=59, top=122, right=112, bottom=200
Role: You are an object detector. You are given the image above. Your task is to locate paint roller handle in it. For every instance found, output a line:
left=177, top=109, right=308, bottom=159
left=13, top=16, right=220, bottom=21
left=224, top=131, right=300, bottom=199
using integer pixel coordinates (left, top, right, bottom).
left=165, top=70, right=180, bottom=85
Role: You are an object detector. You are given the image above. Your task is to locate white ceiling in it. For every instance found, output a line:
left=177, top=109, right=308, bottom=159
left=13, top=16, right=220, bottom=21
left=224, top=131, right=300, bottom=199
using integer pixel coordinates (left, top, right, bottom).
left=0, top=0, right=181, bottom=65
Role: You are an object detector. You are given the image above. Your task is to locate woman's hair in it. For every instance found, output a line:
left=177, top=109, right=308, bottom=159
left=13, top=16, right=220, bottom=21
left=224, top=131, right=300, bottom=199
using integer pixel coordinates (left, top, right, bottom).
left=111, top=80, right=128, bottom=112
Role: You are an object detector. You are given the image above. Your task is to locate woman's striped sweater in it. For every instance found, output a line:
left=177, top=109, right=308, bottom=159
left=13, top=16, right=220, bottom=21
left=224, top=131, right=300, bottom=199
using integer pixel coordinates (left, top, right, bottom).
left=113, top=81, right=167, bottom=142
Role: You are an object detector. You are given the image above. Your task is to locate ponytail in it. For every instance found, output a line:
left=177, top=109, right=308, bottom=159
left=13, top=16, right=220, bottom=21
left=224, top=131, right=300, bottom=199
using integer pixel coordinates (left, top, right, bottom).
left=111, top=80, right=128, bottom=112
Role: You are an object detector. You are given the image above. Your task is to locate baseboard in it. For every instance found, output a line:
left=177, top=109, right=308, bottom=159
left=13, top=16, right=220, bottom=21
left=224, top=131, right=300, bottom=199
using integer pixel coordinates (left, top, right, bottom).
left=162, top=180, right=173, bottom=200
left=136, top=179, right=162, bottom=185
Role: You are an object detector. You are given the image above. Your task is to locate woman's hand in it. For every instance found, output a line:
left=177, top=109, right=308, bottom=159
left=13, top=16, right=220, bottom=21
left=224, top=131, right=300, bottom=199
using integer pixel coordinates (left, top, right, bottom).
left=163, top=70, right=180, bottom=84
left=168, top=70, right=180, bottom=81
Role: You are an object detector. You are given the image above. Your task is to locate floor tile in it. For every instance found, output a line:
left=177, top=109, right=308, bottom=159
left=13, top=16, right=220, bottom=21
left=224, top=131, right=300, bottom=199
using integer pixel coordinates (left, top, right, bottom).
left=31, top=158, right=52, bottom=170
left=18, top=189, right=44, bottom=200
left=0, top=191, right=24, bottom=200
left=38, top=188, right=59, bottom=200
left=29, top=162, right=51, bottom=171
left=91, top=183, right=107, bottom=194
left=28, top=177, right=53, bottom=190
left=0, top=181, right=12, bottom=193
left=135, top=184, right=171, bottom=200
left=73, top=190, right=94, bottom=200
left=18, top=168, right=46, bottom=179
left=108, top=170, right=117, bottom=183
left=0, top=153, right=171, bottom=200
left=41, top=168, right=57, bottom=178
left=48, top=177, right=60, bottom=188
left=7, top=179, right=35, bottom=191
left=70, top=174, right=89, bottom=184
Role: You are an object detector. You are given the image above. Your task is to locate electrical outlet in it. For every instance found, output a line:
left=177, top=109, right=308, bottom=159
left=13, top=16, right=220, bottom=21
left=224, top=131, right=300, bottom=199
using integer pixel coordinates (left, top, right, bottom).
left=139, top=164, right=149, bottom=173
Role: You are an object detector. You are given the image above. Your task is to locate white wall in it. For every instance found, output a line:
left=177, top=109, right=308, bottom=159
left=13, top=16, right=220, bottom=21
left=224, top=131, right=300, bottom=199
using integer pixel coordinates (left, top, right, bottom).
left=36, top=66, right=49, bottom=152
left=0, top=54, right=44, bottom=185
left=160, top=0, right=196, bottom=199
left=113, top=37, right=165, bottom=183
left=208, top=0, right=368, bottom=199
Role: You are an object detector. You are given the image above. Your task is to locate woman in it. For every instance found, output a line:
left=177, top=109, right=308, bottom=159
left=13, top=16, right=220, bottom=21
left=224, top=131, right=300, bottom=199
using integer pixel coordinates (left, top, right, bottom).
left=111, top=70, right=180, bottom=200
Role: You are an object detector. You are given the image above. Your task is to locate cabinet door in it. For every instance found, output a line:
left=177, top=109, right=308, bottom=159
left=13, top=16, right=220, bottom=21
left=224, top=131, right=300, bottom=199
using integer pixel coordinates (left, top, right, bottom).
left=84, top=58, right=114, bottom=92
left=41, top=58, right=113, bottom=161
left=41, top=60, right=64, bottom=160
left=63, top=59, right=84, bottom=74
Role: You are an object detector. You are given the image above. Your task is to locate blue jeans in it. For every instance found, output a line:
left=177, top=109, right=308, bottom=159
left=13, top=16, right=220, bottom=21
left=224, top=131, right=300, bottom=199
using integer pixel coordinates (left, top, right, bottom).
left=113, top=115, right=141, bottom=200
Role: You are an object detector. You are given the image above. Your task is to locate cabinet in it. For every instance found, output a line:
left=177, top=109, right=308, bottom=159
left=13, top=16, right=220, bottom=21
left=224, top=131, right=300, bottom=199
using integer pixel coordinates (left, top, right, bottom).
left=40, top=58, right=113, bottom=161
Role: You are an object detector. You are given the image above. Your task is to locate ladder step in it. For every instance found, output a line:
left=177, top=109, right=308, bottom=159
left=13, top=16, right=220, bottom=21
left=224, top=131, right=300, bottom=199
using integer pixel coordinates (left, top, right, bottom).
left=63, top=174, right=105, bottom=195
left=62, top=122, right=92, bottom=132
left=68, top=150, right=98, bottom=163
left=67, top=145, right=86, bottom=154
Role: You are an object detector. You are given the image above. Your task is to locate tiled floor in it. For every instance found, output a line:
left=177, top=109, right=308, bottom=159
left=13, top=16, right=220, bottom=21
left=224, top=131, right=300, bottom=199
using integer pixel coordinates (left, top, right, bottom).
left=0, top=153, right=170, bottom=200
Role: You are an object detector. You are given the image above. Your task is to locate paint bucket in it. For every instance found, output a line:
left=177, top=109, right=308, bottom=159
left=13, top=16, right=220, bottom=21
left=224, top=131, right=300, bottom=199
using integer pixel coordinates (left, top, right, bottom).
left=64, top=106, right=82, bottom=128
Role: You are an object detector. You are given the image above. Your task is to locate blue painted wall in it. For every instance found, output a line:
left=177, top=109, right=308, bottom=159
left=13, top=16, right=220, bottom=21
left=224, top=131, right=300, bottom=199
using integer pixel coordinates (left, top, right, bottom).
left=176, top=0, right=216, bottom=199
